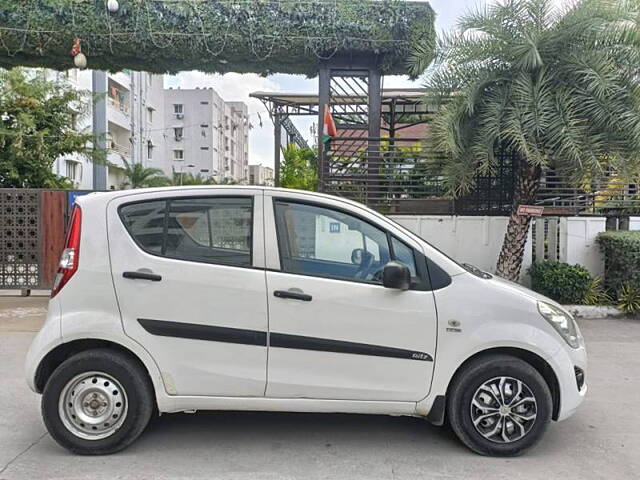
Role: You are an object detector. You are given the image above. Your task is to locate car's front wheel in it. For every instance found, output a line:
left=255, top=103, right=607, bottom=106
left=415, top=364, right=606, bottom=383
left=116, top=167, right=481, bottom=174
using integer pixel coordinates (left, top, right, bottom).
left=447, top=354, right=553, bottom=456
left=42, top=348, right=154, bottom=454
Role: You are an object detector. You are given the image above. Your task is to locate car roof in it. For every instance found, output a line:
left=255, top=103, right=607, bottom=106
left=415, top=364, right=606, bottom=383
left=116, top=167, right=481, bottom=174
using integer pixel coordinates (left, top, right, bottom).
left=79, top=185, right=367, bottom=210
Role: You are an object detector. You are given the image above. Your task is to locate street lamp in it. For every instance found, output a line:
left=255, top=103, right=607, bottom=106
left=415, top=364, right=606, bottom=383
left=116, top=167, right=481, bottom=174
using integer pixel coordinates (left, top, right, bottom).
left=178, top=163, right=195, bottom=186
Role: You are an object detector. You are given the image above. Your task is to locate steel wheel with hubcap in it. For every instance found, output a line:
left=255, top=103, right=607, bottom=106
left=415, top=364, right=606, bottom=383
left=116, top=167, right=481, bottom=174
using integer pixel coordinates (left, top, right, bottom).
left=447, top=354, right=552, bottom=456
left=58, top=372, right=128, bottom=440
left=470, top=376, right=537, bottom=444
left=42, top=348, right=154, bottom=455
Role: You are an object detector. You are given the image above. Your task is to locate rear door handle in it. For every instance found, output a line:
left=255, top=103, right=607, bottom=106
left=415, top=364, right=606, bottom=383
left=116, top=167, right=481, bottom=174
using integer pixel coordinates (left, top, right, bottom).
left=123, top=271, right=162, bottom=282
left=274, top=290, right=312, bottom=302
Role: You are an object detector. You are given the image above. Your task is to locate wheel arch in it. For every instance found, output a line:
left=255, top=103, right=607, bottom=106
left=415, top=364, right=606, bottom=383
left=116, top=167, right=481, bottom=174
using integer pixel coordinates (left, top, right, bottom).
left=34, top=338, right=158, bottom=408
left=446, top=347, right=561, bottom=421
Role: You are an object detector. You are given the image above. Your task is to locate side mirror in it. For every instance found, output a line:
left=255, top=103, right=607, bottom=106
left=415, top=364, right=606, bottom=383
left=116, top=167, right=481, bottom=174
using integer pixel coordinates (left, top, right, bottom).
left=382, top=261, right=411, bottom=290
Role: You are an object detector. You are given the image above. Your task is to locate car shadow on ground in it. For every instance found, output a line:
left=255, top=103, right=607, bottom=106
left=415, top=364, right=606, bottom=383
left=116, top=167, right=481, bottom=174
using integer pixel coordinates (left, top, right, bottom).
left=138, top=410, right=465, bottom=454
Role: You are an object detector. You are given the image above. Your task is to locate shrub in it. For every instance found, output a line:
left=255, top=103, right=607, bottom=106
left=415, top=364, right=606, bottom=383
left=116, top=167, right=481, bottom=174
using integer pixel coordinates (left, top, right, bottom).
left=596, top=231, right=640, bottom=296
left=617, top=285, right=640, bottom=315
left=529, top=262, right=593, bottom=304
left=582, top=277, right=613, bottom=306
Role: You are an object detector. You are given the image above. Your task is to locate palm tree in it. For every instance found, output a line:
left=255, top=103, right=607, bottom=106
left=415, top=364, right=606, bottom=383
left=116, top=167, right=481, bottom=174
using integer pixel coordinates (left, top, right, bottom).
left=412, top=0, right=640, bottom=280
left=121, top=159, right=169, bottom=189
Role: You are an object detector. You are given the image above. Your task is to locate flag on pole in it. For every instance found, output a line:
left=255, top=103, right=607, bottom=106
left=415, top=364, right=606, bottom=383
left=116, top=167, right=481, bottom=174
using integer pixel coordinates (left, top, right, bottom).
left=322, top=104, right=337, bottom=145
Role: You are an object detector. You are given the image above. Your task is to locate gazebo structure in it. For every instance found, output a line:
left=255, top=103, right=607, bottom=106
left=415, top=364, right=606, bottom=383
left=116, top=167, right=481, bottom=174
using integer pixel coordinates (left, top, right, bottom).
left=251, top=87, right=435, bottom=184
left=252, top=85, right=522, bottom=215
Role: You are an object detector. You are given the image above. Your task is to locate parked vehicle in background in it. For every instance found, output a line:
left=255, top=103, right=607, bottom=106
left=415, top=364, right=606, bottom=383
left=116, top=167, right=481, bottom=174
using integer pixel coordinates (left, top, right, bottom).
left=25, top=187, right=587, bottom=456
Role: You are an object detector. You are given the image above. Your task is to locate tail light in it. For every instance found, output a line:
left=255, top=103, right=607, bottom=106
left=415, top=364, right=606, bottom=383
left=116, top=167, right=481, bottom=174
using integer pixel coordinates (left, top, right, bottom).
left=51, top=205, right=82, bottom=298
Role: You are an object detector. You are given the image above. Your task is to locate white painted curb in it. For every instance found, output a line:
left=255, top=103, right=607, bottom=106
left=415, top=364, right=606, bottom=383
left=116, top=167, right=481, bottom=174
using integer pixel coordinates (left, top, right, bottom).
left=564, top=305, right=625, bottom=319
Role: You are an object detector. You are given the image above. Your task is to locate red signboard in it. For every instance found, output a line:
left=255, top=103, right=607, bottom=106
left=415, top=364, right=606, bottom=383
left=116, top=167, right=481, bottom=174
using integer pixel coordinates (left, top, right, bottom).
left=517, top=205, right=544, bottom=216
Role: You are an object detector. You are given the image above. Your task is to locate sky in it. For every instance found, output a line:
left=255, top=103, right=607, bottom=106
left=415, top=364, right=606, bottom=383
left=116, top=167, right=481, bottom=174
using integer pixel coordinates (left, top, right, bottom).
left=164, top=0, right=569, bottom=168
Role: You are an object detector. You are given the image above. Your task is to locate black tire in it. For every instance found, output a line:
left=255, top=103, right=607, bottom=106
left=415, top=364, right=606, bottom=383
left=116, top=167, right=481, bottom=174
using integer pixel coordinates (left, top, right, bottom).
left=447, top=354, right=552, bottom=456
left=42, top=348, right=154, bottom=455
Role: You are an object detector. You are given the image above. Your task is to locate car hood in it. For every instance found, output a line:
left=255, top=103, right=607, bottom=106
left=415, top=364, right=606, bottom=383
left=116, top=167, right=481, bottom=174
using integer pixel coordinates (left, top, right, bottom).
left=486, top=274, right=567, bottom=311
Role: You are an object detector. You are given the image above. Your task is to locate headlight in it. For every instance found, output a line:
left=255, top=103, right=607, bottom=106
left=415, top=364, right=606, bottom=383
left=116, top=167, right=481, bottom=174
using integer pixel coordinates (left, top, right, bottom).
left=537, top=301, right=580, bottom=349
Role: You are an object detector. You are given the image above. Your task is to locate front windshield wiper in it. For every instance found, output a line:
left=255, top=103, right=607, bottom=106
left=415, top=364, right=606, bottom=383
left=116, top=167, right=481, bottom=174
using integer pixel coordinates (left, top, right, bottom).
left=461, top=263, right=493, bottom=279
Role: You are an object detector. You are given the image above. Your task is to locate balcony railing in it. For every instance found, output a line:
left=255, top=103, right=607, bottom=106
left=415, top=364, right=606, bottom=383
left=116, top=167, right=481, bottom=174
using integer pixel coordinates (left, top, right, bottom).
left=108, top=97, right=130, bottom=115
left=109, top=141, right=131, bottom=157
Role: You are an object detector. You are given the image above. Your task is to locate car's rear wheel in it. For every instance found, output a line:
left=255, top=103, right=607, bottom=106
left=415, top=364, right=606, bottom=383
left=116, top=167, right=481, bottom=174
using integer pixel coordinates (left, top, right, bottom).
left=447, top=354, right=553, bottom=456
left=42, top=348, right=154, bottom=454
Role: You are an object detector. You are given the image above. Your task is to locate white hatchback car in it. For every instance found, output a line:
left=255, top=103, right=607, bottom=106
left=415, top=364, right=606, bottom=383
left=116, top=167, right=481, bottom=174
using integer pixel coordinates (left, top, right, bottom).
left=26, top=186, right=586, bottom=456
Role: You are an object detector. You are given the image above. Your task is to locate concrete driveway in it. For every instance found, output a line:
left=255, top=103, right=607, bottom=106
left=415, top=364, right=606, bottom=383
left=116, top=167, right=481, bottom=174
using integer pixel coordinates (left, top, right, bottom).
left=1, top=296, right=639, bottom=480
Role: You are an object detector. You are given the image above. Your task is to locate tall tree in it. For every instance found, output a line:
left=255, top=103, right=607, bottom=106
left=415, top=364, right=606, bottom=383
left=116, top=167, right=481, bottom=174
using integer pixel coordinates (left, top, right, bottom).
left=412, top=0, right=640, bottom=280
left=0, top=68, right=94, bottom=188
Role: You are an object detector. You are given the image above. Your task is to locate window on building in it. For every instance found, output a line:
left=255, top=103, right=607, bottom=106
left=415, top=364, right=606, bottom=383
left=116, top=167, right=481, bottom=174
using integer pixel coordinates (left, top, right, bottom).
left=174, top=150, right=184, bottom=160
left=147, top=141, right=154, bottom=160
left=65, top=160, right=79, bottom=181
left=200, top=101, right=209, bottom=105
left=119, top=197, right=253, bottom=267
left=174, top=127, right=184, bottom=141
left=147, top=107, right=154, bottom=123
left=200, top=146, right=209, bottom=150
left=174, top=104, right=184, bottom=115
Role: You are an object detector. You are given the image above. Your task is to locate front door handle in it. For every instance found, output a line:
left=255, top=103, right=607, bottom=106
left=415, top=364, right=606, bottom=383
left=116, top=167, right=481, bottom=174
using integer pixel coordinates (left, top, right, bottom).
left=274, top=290, right=312, bottom=302
left=123, top=271, right=162, bottom=282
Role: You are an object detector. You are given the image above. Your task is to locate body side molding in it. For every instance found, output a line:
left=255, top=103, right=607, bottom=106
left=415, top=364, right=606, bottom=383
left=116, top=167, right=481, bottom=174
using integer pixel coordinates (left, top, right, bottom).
left=138, top=319, right=433, bottom=362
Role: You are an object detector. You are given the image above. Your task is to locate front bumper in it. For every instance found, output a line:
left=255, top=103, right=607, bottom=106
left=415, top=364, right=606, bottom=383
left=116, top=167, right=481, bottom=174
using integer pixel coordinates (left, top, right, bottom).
left=553, top=342, right=587, bottom=421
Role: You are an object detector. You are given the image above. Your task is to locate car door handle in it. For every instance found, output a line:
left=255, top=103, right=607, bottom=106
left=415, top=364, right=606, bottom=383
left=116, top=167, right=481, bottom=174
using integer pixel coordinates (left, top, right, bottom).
left=273, top=290, right=312, bottom=302
left=122, top=271, right=162, bottom=282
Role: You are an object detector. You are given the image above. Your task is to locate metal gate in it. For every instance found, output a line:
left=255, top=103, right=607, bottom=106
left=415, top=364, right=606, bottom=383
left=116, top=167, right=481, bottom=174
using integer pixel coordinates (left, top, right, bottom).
left=0, top=190, right=41, bottom=289
left=0, top=189, right=87, bottom=290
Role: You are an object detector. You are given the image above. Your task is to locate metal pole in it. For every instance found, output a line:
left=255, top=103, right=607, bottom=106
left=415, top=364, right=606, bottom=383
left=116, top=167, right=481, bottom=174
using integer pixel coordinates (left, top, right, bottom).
left=367, top=65, right=382, bottom=204
left=274, top=113, right=281, bottom=187
left=92, top=71, right=108, bottom=190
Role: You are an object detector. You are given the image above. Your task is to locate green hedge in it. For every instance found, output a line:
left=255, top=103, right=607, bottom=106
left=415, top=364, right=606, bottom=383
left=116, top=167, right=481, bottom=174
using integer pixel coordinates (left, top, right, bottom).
left=529, top=262, right=593, bottom=304
left=0, top=0, right=435, bottom=77
left=597, top=231, right=640, bottom=295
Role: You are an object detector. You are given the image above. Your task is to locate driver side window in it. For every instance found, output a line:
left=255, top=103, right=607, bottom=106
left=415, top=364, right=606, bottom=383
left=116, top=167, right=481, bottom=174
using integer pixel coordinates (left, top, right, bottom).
left=274, top=200, right=391, bottom=284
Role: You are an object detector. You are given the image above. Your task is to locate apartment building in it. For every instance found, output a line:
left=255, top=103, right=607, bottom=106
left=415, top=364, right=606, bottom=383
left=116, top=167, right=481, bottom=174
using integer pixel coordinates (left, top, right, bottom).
left=249, top=164, right=274, bottom=186
left=50, top=69, right=165, bottom=190
left=163, top=88, right=250, bottom=183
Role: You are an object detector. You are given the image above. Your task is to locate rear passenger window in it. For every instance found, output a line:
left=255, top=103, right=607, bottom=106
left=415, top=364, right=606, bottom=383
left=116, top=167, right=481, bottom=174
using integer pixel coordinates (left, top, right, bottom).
left=119, top=197, right=252, bottom=267
left=165, top=198, right=252, bottom=265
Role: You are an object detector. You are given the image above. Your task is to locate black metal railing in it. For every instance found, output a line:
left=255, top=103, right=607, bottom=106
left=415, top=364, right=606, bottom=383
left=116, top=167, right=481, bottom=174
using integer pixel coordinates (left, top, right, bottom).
left=320, top=137, right=640, bottom=216
left=536, top=170, right=640, bottom=215
left=322, top=137, right=450, bottom=213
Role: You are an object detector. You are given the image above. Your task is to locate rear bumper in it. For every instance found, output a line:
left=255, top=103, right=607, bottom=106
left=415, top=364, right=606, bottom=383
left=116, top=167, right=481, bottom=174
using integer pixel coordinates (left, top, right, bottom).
left=25, top=297, right=62, bottom=393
